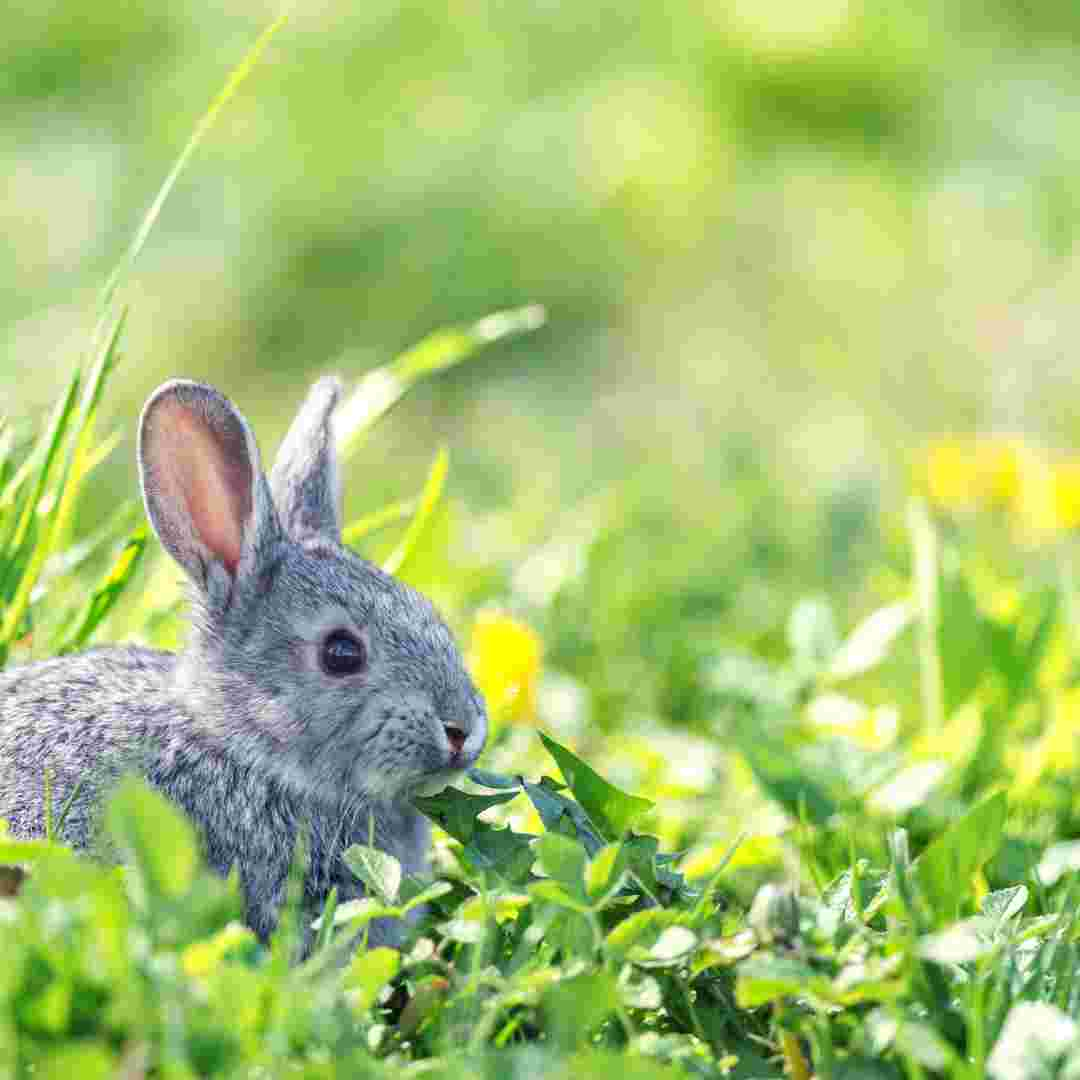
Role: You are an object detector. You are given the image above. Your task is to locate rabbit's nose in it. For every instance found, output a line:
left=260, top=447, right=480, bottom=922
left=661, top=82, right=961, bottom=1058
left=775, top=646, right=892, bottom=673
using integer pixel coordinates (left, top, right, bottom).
left=443, top=724, right=467, bottom=755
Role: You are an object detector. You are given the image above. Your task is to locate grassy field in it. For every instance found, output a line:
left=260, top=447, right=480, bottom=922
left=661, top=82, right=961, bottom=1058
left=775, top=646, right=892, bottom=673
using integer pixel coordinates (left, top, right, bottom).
left=7, top=11, right=1080, bottom=1080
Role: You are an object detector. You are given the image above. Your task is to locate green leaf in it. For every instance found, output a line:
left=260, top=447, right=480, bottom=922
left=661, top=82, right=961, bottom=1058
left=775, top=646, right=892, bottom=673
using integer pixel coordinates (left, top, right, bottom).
left=467, top=767, right=523, bottom=790
left=523, top=776, right=605, bottom=855
left=828, top=602, right=913, bottom=681
left=343, top=844, right=402, bottom=906
left=735, top=955, right=826, bottom=1007
left=530, top=879, right=593, bottom=914
left=463, top=823, right=536, bottom=884
left=344, top=947, right=401, bottom=1013
left=605, top=909, right=679, bottom=961
left=535, top=833, right=588, bottom=899
left=540, top=971, right=619, bottom=1049
left=914, top=791, right=1007, bottom=923
left=401, top=879, right=454, bottom=915
left=412, top=786, right=520, bottom=843
left=635, top=925, right=698, bottom=968
left=105, top=777, right=199, bottom=901
left=585, top=843, right=626, bottom=902
left=538, top=731, right=653, bottom=841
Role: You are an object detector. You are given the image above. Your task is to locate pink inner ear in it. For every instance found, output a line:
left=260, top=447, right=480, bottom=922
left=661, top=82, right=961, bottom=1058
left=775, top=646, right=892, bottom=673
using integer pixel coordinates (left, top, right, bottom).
left=152, top=399, right=253, bottom=575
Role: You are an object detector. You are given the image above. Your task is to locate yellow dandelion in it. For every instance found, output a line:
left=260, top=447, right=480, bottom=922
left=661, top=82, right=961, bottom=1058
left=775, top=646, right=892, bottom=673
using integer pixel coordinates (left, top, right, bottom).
left=923, top=437, right=1022, bottom=511
left=924, top=441, right=980, bottom=509
left=467, top=610, right=542, bottom=731
left=1012, top=449, right=1062, bottom=544
left=977, top=438, right=1021, bottom=507
left=1052, top=462, right=1080, bottom=531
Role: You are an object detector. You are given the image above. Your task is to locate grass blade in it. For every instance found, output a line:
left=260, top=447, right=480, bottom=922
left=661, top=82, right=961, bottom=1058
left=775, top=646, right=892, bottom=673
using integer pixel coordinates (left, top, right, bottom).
left=57, top=526, right=148, bottom=655
left=335, top=304, right=545, bottom=461
left=99, top=15, right=290, bottom=314
left=382, top=447, right=449, bottom=578
left=342, top=497, right=418, bottom=547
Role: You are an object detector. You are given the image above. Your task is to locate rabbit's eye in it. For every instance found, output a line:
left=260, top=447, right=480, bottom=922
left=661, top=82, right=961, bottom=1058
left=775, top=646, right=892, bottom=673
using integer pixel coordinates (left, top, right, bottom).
left=321, top=630, right=367, bottom=676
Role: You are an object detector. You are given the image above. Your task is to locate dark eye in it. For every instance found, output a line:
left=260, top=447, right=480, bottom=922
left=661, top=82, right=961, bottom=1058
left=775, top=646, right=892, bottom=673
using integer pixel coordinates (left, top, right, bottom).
left=321, top=630, right=367, bottom=676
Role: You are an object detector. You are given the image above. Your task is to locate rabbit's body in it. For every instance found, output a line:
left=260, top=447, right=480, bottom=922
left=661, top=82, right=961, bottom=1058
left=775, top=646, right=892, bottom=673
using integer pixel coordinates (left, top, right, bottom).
left=0, top=377, right=485, bottom=946
left=0, top=646, right=428, bottom=943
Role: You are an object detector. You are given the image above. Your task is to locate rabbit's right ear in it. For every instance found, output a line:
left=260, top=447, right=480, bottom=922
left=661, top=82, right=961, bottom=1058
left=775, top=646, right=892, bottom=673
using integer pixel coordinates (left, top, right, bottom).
left=139, top=381, right=281, bottom=603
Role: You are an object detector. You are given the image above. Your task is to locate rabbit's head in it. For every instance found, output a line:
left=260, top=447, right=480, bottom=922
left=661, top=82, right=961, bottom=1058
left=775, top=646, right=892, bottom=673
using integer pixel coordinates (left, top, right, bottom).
left=138, top=378, right=486, bottom=803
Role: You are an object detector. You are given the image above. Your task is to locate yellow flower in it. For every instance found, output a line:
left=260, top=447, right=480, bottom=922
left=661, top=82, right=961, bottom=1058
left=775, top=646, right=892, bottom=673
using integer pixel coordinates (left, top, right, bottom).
left=924, top=441, right=980, bottom=509
left=1053, top=462, right=1080, bottom=531
left=923, top=437, right=1021, bottom=510
left=467, top=611, right=542, bottom=730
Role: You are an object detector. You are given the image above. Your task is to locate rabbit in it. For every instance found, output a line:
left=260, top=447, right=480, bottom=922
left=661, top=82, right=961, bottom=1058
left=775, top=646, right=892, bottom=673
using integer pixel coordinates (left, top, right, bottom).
left=0, top=376, right=487, bottom=948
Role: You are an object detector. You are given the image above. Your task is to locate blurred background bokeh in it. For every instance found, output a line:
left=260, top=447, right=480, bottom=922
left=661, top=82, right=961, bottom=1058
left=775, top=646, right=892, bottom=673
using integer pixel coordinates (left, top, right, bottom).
left=8, top=0, right=1080, bottom=878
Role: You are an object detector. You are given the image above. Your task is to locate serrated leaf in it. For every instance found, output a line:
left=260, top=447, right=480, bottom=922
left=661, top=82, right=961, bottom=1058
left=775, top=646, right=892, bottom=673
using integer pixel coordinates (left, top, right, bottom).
left=523, top=777, right=605, bottom=855
left=413, top=786, right=520, bottom=843
left=463, top=823, right=537, bottom=884
left=538, top=731, right=653, bottom=841
left=343, top=844, right=402, bottom=906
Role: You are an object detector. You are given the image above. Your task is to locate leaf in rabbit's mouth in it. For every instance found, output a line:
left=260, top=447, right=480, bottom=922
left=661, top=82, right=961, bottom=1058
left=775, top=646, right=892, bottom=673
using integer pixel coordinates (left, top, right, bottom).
left=411, top=768, right=465, bottom=798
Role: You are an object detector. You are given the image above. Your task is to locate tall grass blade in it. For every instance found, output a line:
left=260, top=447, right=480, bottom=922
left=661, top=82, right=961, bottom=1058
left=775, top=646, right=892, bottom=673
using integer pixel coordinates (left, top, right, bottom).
left=57, top=526, right=148, bottom=655
left=342, top=497, right=418, bottom=547
left=99, top=15, right=290, bottom=314
left=0, top=309, right=126, bottom=652
left=382, top=447, right=449, bottom=577
left=335, top=304, right=545, bottom=461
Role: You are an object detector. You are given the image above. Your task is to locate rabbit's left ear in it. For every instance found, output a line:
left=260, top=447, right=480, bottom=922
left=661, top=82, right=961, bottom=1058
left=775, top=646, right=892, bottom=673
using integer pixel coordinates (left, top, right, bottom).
left=269, top=376, right=343, bottom=541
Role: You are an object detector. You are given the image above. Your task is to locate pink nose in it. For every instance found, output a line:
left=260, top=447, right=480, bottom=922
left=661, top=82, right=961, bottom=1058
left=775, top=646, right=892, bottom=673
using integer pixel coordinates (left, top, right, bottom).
left=444, top=725, right=467, bottom=755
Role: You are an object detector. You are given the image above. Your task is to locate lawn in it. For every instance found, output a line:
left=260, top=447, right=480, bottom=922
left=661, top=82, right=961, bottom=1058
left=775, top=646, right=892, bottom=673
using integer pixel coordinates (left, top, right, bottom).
left=5, top=12, right=1080, bottom=1080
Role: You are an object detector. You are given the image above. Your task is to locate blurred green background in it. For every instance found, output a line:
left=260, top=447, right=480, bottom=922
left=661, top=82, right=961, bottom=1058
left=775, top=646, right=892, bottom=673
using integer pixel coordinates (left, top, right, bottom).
left=5, top=1, right=1080, bottom=677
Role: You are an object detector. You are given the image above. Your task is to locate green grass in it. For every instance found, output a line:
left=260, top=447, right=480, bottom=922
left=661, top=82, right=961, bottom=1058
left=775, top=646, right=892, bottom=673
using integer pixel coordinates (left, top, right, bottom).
left=7, top=19, right=1080, bottom=1080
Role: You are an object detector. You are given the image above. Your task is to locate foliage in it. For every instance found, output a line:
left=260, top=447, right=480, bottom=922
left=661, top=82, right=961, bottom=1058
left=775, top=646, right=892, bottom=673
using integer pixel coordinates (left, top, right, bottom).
left=12, top=14, right=1080, bottom=1080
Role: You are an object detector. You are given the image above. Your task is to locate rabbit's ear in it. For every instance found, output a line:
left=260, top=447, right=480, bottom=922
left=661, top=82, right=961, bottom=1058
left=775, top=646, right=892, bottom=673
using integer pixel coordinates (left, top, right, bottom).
left=269, top=376, right=343, bottom=541
left=139, top=381, right=281, bottom=598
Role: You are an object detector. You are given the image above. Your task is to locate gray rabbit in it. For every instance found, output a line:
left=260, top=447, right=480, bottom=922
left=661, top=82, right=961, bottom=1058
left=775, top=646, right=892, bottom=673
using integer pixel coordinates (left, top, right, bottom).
left=0, top=377, right=486, bottom=946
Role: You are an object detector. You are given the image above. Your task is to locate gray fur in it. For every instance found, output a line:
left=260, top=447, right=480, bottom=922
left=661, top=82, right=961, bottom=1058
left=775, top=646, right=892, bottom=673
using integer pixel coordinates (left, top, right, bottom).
left=0, top=379, right=486, bottom=949
left=270, top=376, right=344, bottom=541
